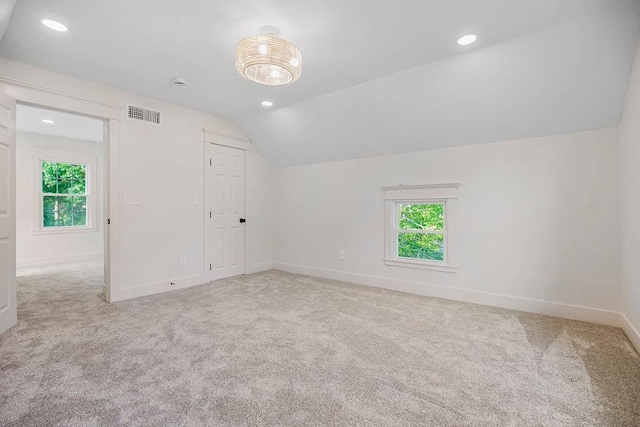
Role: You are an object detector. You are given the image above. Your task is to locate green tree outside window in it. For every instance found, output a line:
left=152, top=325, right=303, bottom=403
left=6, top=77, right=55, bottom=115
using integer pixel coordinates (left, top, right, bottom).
left=42, top=162, right=88, bottom=227
left=397, top=203, right=445, bottom=261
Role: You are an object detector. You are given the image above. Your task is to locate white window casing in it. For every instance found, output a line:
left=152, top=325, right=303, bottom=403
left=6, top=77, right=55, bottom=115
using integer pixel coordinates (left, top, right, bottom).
left=383, top=184, right=459, bottom=273
left=32, top=149, right=99, bottom=234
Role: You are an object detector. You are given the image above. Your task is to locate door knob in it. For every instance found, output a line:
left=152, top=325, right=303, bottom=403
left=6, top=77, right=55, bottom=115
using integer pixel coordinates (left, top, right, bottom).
left=239, top=218, right=246, bottom=223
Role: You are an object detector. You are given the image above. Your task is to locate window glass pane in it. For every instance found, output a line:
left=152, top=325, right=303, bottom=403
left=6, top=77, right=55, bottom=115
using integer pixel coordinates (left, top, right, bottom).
left=58, top=210, right=73, bottom=227
left=71, top=196, right=87, bottom=211
left=43, top=196, right=57, bottom=227
left=57, top=195, right=72, bottom=212
left=43, top=212, right=56, bottom=227
left=56, top=163, right=73, bottom=193
left=399, top=203, right=444, bottom=231
left=42, top=162, right=58, bottom=193
left=71, top=165, right=86, bottom=194
left=43, top=195, right=56, bottom=212
left=71, top=196, right=87, bottom=226
left=72, top=210, right=87, bottom=226
left=58, top=196, right=73, bottom=227
left=398, top=233, right=444, bottom=261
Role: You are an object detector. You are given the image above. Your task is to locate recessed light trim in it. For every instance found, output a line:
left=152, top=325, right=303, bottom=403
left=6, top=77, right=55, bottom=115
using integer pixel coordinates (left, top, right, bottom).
left=42, top=119, right=55, bottom=124
left=261, top=101, right=274, bottom=107
left=41, top=19, right=68, bottom=32
left=457, top=34, right=477, bottom=46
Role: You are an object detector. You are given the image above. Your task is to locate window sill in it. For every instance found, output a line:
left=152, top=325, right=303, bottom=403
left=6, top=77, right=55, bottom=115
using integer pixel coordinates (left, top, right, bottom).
left=384, top=258, right=458, bottom=273
left=34, top=227, right=98, bottom=235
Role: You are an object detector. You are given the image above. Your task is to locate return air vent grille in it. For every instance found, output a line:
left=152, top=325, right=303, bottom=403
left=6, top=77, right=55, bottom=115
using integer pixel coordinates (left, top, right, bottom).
left=127, top=105, right=161, bottom=125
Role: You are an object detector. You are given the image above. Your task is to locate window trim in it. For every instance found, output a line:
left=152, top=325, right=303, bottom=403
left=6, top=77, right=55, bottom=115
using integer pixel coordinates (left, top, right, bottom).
left=383, top=184, right=458, bottom=273
left=32, top=150, right=99, bottom=235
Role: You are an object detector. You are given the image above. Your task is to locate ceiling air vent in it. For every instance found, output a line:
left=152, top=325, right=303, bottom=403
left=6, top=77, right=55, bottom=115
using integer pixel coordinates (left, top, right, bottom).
left=127, top=105, right=161, bottom=125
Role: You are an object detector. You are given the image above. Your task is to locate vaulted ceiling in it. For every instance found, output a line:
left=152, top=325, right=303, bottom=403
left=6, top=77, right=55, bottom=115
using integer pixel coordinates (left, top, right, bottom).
left=1, top=0, right=639, bottom=166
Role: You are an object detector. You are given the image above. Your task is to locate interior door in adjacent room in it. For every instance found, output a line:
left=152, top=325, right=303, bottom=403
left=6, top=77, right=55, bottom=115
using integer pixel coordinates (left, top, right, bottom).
left=206, top=143, right=246, bottom=281
left=0, top=92, right=16, bottom=335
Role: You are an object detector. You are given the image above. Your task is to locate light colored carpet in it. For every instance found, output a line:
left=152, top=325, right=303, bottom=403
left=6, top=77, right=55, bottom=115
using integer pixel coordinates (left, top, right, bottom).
left=1, top=262, right=639, bottom=426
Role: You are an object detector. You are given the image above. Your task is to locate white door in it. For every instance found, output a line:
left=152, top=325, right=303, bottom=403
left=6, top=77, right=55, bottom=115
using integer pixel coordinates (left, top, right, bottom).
left=0, top=92, right=16, bottom=335
left=206, top=143, right=245, bottom=280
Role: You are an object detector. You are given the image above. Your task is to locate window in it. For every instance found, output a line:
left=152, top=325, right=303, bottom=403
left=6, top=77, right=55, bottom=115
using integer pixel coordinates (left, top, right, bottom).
left=32, top=151, right=98, bottom=234
left=42, top=162, right=88, bottom=227
left=384, top=184, right=458, bottom=272
left=396, top=202, right=445, bottom=261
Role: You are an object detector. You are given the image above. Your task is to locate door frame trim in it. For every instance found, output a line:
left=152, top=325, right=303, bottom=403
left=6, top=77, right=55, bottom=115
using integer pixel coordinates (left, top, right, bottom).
left=203, top=129, right=252, bottom=151
left=1, top=79, right=122, bottom=302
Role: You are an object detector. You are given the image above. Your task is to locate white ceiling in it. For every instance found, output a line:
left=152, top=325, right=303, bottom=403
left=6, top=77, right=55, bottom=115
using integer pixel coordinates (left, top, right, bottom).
left=0, top=0, right=17, bottom=44
left=240, top=2, right=640, bottom=166
left=0, top=0, right=625, bottom=120
left=17, top=104, right=104, bottom=142
left=1, top=0, right=639, bottom=166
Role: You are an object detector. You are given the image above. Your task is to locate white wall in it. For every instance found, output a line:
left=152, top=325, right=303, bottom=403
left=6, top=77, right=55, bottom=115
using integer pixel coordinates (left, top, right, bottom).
left=272, top=129, right=621, bottom=325
left=16, top=131, right=104, bottom=267
left=619, top=40, right=640, bottom=350
left=0, top=59, right=272, bottom=300
left=0, top=59, right=631, bottom=336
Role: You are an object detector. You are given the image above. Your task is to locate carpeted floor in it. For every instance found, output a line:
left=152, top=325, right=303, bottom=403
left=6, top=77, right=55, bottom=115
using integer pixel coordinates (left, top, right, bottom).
left=1, top=262, right=639, bottom=426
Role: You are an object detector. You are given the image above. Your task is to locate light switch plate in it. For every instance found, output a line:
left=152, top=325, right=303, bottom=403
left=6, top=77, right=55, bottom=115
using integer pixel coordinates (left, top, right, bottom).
left=193, top=196, right=200, bottom=206
left=123, top=193, right=141, bottom=205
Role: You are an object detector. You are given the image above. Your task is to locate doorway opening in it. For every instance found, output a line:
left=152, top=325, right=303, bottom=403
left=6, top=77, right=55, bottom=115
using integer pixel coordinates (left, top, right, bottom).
left=15, top=103, right=107, bottom=300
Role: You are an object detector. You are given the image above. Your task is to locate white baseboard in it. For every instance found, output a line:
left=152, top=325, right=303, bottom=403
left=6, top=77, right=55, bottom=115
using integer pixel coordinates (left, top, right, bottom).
left=620, top=313, right=640, bottom=352
left=247, top=262, right=273, bottom=274
left=273, top=262, right=622, bottom=328
left=114, top=263, right=273, bottom=302
left=17, top=252, right=103, bottom=269
left=116, top=274, right=205, bottom=301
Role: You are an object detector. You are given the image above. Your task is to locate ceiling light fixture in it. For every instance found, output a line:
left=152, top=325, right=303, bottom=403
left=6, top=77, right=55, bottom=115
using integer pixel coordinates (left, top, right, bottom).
left=42, top=119, right=55, bottom=124
left=457, top=34, right=477, bottom=46
left=261, top=101, right=274, bottom=107
left=41, top=19, right=68, bottom=32
left=236, top=26, right=302, bottom=86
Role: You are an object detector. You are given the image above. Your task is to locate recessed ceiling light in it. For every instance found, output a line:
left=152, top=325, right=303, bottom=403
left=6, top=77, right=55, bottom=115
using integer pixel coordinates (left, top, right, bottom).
left=457, top=34, right=477, bottom=46
left=261, top=101, right=274, bottom=107
left=42, top=119, right=55, bottom=124
left=41, top=19, right=68, bottom=32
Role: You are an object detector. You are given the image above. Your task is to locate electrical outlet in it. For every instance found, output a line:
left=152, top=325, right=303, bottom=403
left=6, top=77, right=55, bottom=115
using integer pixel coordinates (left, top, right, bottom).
left=180, top=255, right=187, bottom=265
left=339, top=250, right=346, bottom=261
